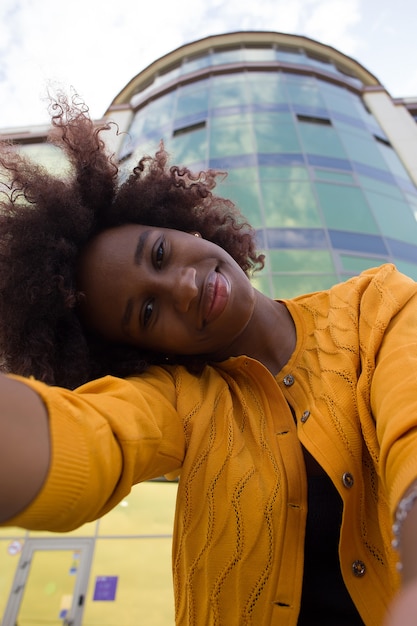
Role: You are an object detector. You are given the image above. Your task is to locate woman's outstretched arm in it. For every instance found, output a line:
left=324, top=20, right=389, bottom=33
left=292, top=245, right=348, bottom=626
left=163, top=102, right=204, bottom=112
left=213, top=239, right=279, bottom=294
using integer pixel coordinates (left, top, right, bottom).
left=0, top=368, right=185, bottom=531
left=0, top=374, right=50, bottom=522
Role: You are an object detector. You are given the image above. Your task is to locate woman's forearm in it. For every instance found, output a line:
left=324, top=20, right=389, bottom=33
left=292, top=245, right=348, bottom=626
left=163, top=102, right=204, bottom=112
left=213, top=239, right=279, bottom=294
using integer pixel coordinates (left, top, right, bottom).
left=0, top=374, right=50, bottom=522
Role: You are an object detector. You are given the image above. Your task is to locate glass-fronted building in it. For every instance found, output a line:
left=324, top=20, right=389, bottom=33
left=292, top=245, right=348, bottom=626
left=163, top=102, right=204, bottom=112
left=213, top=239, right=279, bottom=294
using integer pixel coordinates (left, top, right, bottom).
left=2, top=30, right=417, bottom=625
left=106, top=31, right=417, bottom=297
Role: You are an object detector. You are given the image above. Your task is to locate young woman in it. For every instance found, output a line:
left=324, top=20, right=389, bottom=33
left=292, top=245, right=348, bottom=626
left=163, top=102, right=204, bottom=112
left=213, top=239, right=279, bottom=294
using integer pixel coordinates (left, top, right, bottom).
left=0, top=94, right=416, bottom=626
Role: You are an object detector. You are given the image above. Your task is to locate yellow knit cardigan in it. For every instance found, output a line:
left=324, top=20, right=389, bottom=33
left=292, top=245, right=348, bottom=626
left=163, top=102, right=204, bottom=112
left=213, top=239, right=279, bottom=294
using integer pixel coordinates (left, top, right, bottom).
left=6, top=264, right=417, bottom=626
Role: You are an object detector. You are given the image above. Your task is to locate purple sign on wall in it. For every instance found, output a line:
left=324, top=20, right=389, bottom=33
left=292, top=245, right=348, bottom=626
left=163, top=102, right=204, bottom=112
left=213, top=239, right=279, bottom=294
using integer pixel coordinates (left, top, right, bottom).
left=93, top=576, right=118, bottom=601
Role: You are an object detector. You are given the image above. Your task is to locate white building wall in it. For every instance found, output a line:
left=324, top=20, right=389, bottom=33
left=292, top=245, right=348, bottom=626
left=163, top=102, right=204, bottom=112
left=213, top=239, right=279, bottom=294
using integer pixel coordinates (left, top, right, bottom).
left=364, top=89, right=417, bottom=187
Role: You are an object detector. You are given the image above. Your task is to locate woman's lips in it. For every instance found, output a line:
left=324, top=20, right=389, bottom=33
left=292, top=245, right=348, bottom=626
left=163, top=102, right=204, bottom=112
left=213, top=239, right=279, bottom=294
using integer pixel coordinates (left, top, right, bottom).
left=203, top=270, right=230, bottom=324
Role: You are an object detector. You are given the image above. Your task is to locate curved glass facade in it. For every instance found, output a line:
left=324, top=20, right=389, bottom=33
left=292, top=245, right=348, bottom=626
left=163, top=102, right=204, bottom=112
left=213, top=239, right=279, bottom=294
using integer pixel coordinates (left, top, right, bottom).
left=117, top=38, right=417, bottom=298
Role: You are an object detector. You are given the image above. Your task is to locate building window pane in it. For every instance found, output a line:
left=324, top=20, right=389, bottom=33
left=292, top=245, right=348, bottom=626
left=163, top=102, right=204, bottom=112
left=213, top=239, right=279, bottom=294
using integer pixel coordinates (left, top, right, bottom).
left=271, top=273, right=338, bottom=299
left=175, top=82, right=209, bottom=119
left=221, top=166, right=258, bottom=183
left=331, top=113, right=369, bottom=137
left=285, top=77, right=327, bottom=110
left=315, top=182, right=379, bottom=233
left=262, top=180, right=322, bottom=228
left=357, top=174, right=405, bottom=200
left=268, top=249, right=334, bottom=273
left=339, top=254, right=386, bottom=273
left=210, top=110, right=252, bottom=126
left=131, top=93, right=176, bottom=140
left=340, top=131, right=388, bottom=170
left=318, top=81, right=362, bottom=117
left=298, top=121, right=348, bottom=159
left=153, top=65, right=182, bottom=89
left=394, top=260, right=417, bottom=280
left=171, top=128, right=207, bottom=165
left=246, top=72, right=287, bottom=105
left=209, top=123, right=254, bottom=158
left=243, top=46, right=276, bottom=62
left=365, top=191, right=417, bottom=244
left=216, top=180, right=263, bottom=229
left=210, top=74, right=248, bottom=108
left=212, top=47, right=244, bottom=65
left=254, top=115, right=301, bottom=153
left=274, top=48, right=305, bottom=65
left=378, top=141, right=414, bottom=179
left=183, top=53, right=212, bottom=74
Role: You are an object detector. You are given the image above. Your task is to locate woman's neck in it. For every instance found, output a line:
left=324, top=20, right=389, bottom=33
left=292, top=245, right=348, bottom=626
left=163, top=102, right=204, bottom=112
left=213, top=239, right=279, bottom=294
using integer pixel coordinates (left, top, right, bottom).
left=246, top=293, right=296, bottom=375
left=213, top=291, right=296, bottom=376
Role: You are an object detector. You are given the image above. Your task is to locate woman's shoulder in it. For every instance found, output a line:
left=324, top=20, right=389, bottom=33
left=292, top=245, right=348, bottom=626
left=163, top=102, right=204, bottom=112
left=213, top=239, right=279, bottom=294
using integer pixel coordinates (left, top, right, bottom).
left=282, top=264, right=417, bottom=350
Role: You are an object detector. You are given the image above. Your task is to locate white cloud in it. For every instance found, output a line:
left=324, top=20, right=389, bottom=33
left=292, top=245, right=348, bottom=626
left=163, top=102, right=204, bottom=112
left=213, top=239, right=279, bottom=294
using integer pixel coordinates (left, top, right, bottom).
left=0, top=0, right=417, bottom=128
left=297, top=0, right=362, bottom=53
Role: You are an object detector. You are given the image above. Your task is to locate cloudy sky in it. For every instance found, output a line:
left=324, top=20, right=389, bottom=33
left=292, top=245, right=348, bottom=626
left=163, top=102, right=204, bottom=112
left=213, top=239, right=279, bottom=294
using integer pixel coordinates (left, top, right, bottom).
left=1, top=0, right=417, bottom=130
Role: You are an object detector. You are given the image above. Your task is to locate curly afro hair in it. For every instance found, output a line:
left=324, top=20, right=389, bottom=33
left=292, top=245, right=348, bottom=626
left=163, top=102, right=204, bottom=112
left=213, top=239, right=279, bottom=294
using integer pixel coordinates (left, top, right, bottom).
left=0, top=92, right=264, bottom=389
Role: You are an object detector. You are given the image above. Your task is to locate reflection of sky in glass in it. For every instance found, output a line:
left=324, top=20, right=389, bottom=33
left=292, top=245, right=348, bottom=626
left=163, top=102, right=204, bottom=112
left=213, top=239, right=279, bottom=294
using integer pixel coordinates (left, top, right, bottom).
left=315, top=182, right=379, bottom=234
left=216, top=179, right=263, bottom=229
left=266, top=228, right=328, bottom=249
left=298, top=122, right=348, bottom=159
left=171, top=128, right=208, bottom=166
left=268, top=249, right=334, bottom=273
left=262, top=180, right=321, bottom=228
left=286, top=76, right=327, bottom=110
left=209, top=123, right=254, bottom=158
left=254, top=116, right=301, bottom=153
left=365, top=191, right=417, bottom=244
left=246, top=73, right=287, bottom=105
left=119, top=50, right=417, bottom=285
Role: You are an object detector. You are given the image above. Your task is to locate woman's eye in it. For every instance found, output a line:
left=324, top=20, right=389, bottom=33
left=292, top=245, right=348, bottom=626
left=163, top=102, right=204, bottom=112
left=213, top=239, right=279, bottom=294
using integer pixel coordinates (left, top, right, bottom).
left=143, top=300, right=154, bottom=326
left=155, top=240, right=165, bottom=269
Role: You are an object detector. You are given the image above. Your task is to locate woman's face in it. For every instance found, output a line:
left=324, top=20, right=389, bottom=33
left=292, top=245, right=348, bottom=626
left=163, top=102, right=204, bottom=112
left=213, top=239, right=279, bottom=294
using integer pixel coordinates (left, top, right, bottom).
left=78, top=224, right=257, bottom=358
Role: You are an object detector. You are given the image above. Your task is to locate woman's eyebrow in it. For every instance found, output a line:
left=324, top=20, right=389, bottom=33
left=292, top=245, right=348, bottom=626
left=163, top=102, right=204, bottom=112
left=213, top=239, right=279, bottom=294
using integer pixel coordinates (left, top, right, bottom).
left=134, top=229, right=151, bottom=265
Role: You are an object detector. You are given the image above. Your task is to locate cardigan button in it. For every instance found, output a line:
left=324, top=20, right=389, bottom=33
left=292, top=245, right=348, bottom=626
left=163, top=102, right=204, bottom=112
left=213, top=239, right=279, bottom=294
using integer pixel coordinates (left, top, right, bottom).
left=352, top=560, right=366, bottom=577
left=283, top=374, right=294, bottom=386
left=342, top=472, right=354, bottom=488
left=301, top=410, right=310, bottom=423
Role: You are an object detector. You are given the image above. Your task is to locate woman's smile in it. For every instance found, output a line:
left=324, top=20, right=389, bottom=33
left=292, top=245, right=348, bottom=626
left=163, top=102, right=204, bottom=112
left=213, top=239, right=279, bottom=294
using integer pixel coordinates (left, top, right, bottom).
left=202, top=270, right=230, bottom=326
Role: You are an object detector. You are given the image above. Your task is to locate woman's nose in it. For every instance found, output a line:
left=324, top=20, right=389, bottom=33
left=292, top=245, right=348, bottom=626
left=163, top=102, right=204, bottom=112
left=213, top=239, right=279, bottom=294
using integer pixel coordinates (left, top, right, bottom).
left=173, top=267, right=198, bottom=313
